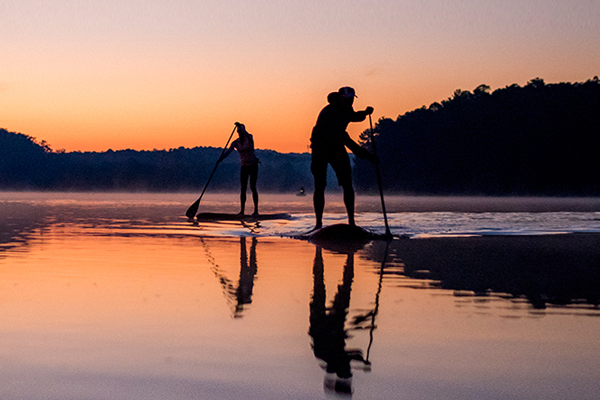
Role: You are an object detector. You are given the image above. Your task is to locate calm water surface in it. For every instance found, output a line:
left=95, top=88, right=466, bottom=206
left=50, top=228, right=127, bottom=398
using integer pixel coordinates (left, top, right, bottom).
left=1, top=192, right=600, bottom=399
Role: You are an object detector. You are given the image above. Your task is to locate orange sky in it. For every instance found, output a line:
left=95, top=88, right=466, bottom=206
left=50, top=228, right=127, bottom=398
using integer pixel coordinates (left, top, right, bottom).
left=2, top=1, right=599, bottom=153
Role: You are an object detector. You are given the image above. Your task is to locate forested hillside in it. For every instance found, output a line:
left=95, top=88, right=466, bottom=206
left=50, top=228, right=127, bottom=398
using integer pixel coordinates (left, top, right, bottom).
left=0, top=130, right=312, bottom=192
left=3, top=77, right=599, bottom=194
left=355, top=77, right=600, bottom=195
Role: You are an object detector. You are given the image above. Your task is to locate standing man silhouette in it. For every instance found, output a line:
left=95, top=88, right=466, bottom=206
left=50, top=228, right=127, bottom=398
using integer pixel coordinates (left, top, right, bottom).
left=310, top=87, right=377, bottom=230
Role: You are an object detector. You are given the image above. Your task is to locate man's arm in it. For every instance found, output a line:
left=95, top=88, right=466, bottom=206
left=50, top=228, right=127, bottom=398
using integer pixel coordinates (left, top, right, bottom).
left=344, top=133, right=377, bottom=162
left=348, top=106, right=374, bottom=122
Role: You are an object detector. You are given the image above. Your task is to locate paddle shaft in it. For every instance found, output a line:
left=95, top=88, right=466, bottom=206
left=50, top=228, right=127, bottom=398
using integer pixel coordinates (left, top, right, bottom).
left=185, top=125, right=237, bottom=218
left=369, top=114, right=391, bottom=236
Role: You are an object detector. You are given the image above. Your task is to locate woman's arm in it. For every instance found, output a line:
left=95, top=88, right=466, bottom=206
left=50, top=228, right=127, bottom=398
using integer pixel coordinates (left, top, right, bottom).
left=218, top=140, right=237, bottom=162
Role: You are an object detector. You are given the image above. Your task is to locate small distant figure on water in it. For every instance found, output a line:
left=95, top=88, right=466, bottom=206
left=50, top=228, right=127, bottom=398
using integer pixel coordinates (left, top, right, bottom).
left=310, top=87, right=377, bottom=230
left=297, top=186, right=306, bottom=196
left=219, top=122, right=259, bottom=216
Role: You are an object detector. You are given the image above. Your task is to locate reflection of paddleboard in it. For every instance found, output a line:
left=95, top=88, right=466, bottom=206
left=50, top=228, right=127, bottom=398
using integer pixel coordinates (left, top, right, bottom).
left=196, top=212, right=291, bottom=221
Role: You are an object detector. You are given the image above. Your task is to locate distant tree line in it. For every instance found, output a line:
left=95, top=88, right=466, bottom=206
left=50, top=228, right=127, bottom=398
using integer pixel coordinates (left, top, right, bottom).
left=355, top=77, right=600, bottom=195
left=2, top=77, right=599, bottom=194
left=0, top=130, right=313, bottom=192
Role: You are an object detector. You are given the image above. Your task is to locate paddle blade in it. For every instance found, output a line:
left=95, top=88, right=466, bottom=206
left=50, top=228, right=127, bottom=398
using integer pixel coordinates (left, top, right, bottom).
left=185, top=199, right=200, bottom=219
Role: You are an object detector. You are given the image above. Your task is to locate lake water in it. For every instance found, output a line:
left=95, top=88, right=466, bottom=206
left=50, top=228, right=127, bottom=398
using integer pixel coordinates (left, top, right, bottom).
left=1, top=192, right=600, bottom=399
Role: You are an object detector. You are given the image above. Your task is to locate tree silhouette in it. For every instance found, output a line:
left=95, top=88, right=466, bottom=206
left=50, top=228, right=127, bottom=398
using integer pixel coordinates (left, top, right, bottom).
left=354, top=77, right=600, bottom=195
left=3, top=77, right=600, bottom=195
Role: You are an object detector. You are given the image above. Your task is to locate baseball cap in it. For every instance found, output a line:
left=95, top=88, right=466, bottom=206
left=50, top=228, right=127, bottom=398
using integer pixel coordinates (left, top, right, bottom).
left=339, top=86, right=357, bottom=99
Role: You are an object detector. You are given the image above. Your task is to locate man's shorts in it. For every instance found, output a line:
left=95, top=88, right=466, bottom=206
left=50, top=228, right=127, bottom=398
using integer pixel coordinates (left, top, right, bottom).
left=311, top=147, right=352, bottom=187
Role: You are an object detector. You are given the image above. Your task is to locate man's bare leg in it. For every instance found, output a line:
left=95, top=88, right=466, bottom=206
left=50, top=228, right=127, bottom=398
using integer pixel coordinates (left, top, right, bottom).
left=342, top=183, right=356, bottom=226
left=313, top=185, right=325, bottom=230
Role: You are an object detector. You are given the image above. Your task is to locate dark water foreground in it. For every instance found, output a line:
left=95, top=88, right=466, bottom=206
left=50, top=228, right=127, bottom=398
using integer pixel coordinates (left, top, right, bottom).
left=1, top=193, right=600, bottom=399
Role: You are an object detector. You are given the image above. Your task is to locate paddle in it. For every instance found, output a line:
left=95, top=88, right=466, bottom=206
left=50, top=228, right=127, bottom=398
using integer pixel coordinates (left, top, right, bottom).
left=185, top=125, right=237, bottom=219
left=368, top=114, right=392, bottom=237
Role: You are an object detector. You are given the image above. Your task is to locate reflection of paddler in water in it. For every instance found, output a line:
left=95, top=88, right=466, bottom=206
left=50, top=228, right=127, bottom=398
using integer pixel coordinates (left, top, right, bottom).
left=309, top=246, right=370, bottom=395
left=218, top=122, right=260, bottom=216
left=199, top=237, right=258, bottom=318
left=234, top=237, right=258, bottom=317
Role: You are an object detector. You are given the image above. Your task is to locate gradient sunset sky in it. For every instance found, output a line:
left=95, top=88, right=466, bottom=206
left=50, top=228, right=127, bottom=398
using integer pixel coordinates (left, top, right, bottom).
left=2, top=1, right=599, bottom=153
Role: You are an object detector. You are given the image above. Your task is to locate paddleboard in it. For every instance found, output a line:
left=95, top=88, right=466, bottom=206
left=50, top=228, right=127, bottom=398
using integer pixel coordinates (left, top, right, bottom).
left=296, top=224, right=376, bottom=253
left=196, top=212, right=292, bottom=221
left=308, top=224, right=374, bottom=241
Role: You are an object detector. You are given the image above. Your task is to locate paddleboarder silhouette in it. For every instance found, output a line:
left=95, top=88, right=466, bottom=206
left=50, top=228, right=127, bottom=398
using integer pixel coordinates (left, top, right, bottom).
left=310, top=87, right=377, bottom=231
left=219, top=122, right=260, bottom=216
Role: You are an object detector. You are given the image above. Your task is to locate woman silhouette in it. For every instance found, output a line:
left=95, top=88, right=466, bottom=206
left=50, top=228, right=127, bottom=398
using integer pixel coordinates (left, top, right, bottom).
left=219, top=122, right=259, bottom=216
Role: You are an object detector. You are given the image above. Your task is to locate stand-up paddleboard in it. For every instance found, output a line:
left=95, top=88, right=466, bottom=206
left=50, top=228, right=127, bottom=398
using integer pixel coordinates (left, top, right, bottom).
left=309, top=224, right=374, bottom=241
left=289, top=223, right=388, bottom=253
left=196, top=212, right=292, bottom=221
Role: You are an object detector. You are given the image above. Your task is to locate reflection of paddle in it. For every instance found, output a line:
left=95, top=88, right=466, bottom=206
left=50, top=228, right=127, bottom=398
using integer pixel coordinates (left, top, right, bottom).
left=365, top=240, right=389, bottom=364
left=185, top=125, right=237, bottom=219
left=198, top=238, right=237, bottom=309
left=368, top=114, right=392, bottom=237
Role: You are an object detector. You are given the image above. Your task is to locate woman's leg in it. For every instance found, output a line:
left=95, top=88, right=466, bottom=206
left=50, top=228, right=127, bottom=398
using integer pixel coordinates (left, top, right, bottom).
left=240, top=166, right=250, bottom=215
left=249, top=163, right=259, bottom=215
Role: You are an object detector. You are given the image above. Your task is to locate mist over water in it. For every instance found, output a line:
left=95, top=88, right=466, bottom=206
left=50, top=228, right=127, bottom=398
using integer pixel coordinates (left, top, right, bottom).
left=3, top=192, right=600, bottom=239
